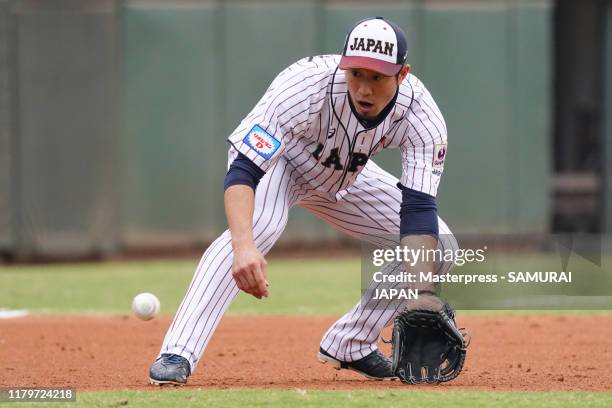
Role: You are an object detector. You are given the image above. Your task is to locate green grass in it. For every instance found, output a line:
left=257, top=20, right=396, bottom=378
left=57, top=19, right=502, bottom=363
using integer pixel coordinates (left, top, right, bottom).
left=0, top=258, right=362, bottom=315
left=0, top=257, right=610, bottom=316
left=4, top=389, right=612, bottom=408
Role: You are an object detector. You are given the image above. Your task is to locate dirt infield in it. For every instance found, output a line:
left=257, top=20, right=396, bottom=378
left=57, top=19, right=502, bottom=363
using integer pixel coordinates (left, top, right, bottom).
left=1, top=315, right=611, bottom=391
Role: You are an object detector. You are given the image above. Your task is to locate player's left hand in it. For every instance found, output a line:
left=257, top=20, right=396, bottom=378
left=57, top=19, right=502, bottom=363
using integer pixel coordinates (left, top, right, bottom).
left=391, top=297, right=469, bottom=384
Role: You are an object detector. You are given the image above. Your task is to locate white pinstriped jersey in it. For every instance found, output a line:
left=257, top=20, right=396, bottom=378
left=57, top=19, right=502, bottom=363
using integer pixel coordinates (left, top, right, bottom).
left=158, top=58, right=458, bottom=370
left=227, top=54, right=448, bottom=198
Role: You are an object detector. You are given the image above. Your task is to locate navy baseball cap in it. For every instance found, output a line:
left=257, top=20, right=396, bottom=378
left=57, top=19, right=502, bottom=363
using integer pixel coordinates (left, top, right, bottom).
left=339, top=17, right=408, bottom=76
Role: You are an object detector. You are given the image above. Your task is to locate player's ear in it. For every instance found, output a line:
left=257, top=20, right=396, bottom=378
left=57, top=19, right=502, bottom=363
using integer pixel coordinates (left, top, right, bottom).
left=397, top=65, right=411, bottom=82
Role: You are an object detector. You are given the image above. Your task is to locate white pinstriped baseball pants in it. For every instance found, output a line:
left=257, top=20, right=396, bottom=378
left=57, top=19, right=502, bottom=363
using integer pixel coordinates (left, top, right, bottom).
left=159, top=156, right=457, bottom=370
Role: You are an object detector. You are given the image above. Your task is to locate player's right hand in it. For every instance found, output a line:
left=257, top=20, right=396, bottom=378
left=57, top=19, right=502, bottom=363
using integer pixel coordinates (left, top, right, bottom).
left=231, top=245, right=269, bottom=299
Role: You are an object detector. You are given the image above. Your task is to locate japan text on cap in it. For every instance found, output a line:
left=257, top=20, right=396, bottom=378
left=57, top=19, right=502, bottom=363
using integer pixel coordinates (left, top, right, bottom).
left=339, top=17, right=408, bottom=76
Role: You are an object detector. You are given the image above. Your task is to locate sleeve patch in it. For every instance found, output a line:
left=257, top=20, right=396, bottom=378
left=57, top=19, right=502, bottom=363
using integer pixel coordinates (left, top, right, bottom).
left=243, top=125, right=281, bottom=160
left=433, top=143, right=447, bottom=168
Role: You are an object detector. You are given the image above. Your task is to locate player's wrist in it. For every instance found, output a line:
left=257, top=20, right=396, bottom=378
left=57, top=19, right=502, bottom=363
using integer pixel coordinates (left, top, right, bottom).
left=231, top=237, right=257, bottom=252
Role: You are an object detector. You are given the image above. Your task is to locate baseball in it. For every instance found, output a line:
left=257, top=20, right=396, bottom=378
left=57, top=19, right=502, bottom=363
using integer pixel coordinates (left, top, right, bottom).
left=132, top=292, right=160, bottom=321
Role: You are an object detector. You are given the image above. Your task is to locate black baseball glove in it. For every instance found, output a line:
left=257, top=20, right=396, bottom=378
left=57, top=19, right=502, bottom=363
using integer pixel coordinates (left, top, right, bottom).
left=391, top=296, right=469, bottom=384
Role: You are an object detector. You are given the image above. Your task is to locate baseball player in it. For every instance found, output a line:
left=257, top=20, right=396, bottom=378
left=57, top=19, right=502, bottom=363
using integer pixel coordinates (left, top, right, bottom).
left=149, top=16, right=457, bottom=385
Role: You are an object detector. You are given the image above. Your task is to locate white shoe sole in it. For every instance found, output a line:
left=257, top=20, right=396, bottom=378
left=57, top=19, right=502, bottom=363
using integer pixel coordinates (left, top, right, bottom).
left=149, top=377, right=186, bottom=386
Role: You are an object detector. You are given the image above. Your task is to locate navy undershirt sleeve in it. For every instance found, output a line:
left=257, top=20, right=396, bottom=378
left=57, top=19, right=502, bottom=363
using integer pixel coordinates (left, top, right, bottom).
left=224, top=153, right=266, bottom=191
left=398, top=183, right=439, bottom=238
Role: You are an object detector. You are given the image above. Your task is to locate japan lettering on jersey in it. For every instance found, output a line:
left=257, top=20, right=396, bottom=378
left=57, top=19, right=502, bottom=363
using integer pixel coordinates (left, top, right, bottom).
left=227, top=55, right=447, bottom=198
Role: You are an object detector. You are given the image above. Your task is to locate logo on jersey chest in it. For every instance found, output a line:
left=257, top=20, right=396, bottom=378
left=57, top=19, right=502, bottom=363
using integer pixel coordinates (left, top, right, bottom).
left=349, top=37, right=394, bottom=56
left=312, top=144, right=368, bottom=172
left=243, top=125, right=281, bottom=160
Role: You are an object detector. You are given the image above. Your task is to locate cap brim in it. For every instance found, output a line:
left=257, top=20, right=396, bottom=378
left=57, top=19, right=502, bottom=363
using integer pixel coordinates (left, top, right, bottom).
left=339, top=56, right=401, bottom=76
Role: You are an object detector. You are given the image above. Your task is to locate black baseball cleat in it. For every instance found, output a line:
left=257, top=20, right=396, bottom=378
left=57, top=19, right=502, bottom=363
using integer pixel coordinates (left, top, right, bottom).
left=149, top=354, right=191, bottom=386
left=318, top=347, right=396, bottom=380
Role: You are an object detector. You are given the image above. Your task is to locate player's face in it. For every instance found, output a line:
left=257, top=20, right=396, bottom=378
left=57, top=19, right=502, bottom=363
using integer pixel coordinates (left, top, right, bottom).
left=345, top=66, right=410, bottom=119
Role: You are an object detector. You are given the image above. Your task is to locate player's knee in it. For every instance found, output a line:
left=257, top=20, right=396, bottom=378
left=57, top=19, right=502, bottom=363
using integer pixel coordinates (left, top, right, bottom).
left=252, top=228, right=285, bottom=252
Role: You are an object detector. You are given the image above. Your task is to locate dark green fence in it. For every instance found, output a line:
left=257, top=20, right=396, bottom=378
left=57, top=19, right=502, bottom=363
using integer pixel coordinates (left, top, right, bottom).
left=0, top=0, right=553, bottom=258
left=3, top=0, right=121, bottom=258
left=0, top=0, right=13, bottom=254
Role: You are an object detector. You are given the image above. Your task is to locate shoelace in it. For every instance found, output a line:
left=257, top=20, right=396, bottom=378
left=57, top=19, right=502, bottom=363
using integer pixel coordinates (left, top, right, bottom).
left=164, top=354, right=187, bottom=365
